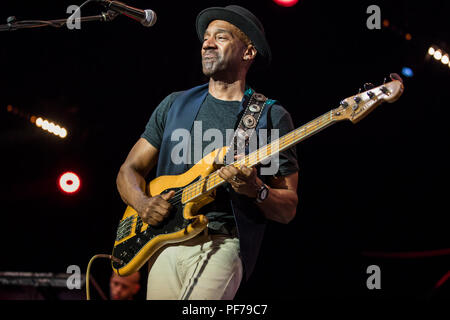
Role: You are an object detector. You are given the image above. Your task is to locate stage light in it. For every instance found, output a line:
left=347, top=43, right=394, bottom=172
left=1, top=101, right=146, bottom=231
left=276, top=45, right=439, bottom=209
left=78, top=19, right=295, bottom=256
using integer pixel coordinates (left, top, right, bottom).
left=36, top=117, right=43, bottom=127
left=59, top=128, right=68, bottom=138
left=426, top=45, right=450, bottom=72
left=401, top=67, right=413, bottom=78
left=33, top=116, right=68, bottom=138
left=48, top=122, right=56, bottom=133
left=433, top=50, right=442, bottom=60
left=273, top=0, right=299, bottom=7
left=6, top=105, right=69, bottom=139
left=59, top=172, right=81, bottom=194
left=54, top=125, right=61, bottom=135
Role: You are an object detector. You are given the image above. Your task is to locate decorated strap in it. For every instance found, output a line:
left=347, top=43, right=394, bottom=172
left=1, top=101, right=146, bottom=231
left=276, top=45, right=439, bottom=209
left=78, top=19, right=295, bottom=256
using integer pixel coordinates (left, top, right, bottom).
left=224, top=90, right=269, bottom=164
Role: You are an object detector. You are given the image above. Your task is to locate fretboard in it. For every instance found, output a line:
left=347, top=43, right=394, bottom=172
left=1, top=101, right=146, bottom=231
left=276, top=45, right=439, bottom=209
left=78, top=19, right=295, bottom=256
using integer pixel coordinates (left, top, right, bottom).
left=181, top=110, right=336, bottom=204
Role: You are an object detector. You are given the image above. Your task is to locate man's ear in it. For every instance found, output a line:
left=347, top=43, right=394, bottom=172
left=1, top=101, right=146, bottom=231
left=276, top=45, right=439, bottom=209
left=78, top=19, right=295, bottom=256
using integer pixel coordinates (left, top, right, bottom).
left=243, top=45, right=257, bottom=62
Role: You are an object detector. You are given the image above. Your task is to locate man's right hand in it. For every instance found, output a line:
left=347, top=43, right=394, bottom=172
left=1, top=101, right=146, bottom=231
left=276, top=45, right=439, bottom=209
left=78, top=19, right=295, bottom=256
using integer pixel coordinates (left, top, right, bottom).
left=135, top=190, right=175, bottom=226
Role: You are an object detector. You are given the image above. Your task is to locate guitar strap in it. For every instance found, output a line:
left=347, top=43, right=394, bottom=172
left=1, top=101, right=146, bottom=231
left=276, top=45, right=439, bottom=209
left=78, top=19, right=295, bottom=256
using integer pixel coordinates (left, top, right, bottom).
left=224, top=91, right=269, bottom=164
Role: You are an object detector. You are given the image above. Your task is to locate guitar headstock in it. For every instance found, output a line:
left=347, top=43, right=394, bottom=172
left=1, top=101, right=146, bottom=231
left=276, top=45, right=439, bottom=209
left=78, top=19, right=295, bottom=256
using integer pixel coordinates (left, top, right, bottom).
left=332, top=74, right=404, bottom=124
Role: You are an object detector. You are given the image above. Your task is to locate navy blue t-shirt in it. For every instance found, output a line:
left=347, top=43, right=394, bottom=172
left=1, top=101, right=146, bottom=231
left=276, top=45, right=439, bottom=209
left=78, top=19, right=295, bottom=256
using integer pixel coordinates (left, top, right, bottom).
left=141, top=92, right=299, bottom=233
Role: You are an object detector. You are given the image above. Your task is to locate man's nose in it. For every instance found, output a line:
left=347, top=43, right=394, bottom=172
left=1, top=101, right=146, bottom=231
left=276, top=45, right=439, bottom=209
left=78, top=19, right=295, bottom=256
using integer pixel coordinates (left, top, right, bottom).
left=202, top=37, right=217, bottom=50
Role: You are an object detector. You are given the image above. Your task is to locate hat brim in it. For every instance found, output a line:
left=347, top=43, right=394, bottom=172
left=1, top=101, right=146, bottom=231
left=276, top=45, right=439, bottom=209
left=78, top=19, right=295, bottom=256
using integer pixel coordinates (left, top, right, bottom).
left=196, top=7, right=271, bottom=66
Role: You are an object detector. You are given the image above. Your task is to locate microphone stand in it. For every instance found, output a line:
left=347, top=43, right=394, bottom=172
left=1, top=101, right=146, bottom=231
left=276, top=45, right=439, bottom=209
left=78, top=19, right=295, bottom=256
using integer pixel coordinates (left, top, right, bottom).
left=0, top=10, right=118, bottom=32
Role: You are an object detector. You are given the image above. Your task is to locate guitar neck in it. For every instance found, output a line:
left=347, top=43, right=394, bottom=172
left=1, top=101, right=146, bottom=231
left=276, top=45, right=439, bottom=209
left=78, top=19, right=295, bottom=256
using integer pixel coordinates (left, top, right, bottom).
left=244, top=110, right=336, bottom=168
left=181, top=109, right=337, bottom=204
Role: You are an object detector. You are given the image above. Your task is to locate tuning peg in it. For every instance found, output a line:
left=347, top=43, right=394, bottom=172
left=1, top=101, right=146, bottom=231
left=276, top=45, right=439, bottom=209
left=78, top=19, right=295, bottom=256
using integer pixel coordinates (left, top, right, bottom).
left=340, top=100, right=349, bottom=108
left=390, top=73, right=403, bottom=83
left=364, top=83, right=375, bottom=91
left=6, top=16, right=16, bottom=24
left=380, top=86, right=390, bottom=94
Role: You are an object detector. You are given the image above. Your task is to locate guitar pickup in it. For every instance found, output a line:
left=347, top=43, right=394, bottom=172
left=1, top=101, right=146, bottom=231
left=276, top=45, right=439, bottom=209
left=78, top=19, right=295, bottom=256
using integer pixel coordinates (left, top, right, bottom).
left=115, top=216, right=134, bottom=241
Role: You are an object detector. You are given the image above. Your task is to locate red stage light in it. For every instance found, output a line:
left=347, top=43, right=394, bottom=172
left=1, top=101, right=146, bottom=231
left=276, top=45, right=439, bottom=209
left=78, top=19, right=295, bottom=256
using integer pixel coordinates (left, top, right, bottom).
left=273, top=0, right=299, bottom=7
left=59, top=172, right=81, bottom=194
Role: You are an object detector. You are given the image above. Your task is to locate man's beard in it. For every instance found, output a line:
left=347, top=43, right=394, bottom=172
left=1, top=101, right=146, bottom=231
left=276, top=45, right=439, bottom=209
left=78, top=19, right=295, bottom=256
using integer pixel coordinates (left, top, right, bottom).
left=201, top=52, right=226, bottom=77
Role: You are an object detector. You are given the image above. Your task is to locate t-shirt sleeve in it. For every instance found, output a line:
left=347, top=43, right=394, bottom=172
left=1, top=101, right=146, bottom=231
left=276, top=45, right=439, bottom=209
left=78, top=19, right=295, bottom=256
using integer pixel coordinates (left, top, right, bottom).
left=268, top=103, right=300, bottom=176
left=140, top=92, right=181, bottom=150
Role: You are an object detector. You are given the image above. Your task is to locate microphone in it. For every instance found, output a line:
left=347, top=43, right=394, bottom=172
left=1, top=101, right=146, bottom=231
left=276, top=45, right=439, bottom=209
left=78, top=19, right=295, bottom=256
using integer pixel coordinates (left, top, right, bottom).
left=98, top=0, right=157, bottom=27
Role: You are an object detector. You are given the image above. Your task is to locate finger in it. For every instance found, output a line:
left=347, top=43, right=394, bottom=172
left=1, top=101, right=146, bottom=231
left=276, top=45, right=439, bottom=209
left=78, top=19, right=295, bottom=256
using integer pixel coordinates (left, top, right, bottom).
left=155, top=197, right=172, bottom=210
left=150, top=208, right=168, bottom=220
left=218, top=167, right=237, bottom=182
left=234, top=154, right=245, bottom=160
left=217, top=168, right=227, bottom=180
left=146, top=217, right=159, bottom=226
left=239, top=165, right=255, bottom=178
left=232, top=182, right=244, bottom=190
left=160, top=190, right=175, bottom=201
left=229, top=180, right=240, bottom=191
left=230, top=174, right=246, bottom=187
left=140, top=212, right=156, bottom=224
left=141, top=207, right=164, bottom=222
left=221, top=165, right=239, bottom=175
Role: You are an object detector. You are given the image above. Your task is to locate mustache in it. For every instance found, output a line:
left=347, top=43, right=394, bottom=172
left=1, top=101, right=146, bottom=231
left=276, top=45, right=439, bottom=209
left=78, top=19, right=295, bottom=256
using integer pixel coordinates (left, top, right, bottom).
left=202, top=50, right=218, bottom=58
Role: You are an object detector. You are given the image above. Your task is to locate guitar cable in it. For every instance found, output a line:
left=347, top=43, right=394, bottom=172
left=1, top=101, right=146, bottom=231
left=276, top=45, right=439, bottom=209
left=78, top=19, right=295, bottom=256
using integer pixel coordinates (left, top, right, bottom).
left=86, top=254, right=123, bottom=300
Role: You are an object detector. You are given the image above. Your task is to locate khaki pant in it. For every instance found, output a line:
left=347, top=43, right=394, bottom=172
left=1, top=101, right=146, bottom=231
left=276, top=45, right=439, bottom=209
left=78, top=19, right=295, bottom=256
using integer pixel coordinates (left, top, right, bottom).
left=146, top=233, right=242, bottom=300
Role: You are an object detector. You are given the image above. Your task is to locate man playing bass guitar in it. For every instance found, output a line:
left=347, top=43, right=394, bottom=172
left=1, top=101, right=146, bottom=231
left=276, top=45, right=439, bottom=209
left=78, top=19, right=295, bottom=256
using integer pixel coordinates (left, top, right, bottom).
left=116, top=5, right=299, bottom=300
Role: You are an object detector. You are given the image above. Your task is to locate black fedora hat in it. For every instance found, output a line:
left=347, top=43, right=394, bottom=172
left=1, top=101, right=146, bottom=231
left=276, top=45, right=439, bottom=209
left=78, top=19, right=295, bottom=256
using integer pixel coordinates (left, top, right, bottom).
left=196, top=5, right=272, bottom=66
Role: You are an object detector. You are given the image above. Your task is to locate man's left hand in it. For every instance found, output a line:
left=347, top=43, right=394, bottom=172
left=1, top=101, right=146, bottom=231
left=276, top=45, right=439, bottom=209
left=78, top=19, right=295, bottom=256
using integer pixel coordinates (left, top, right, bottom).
left=218, top=164, right=261, bottom=198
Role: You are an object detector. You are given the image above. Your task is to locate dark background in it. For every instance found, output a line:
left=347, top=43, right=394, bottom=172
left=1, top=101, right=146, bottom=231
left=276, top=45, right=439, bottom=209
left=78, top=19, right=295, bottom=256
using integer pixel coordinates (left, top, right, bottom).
left=0, top=0, right=449, bottom=301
